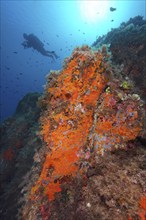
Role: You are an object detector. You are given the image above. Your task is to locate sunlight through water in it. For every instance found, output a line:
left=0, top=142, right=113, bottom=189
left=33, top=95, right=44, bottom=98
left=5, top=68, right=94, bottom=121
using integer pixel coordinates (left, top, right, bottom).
left=79, top=0, right=110, bottom=22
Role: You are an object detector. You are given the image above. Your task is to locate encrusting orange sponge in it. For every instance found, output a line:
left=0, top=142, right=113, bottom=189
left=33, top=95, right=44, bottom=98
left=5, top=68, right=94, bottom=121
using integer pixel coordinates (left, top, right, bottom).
left=31, top=45, right=144, bottom=202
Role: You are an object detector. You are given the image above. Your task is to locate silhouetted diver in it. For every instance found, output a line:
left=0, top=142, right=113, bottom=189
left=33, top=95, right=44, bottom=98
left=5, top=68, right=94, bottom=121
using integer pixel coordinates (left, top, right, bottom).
left=22, top=33, right=59, bottom=60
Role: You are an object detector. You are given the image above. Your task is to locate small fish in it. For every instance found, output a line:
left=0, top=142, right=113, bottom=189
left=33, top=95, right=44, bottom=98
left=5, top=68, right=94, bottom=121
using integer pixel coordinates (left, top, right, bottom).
left=13, top=51, right=18, bottom=54
left=110, top=7, right=116, bottom=12
left=5, top=66, right=10, bottom=70
left=111, top=19, right=114, bottom=22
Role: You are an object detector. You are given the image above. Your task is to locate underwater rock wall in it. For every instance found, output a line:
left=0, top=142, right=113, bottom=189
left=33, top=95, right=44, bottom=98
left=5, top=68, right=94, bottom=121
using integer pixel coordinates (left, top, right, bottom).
left=31, top=45, right=144, bottom=199
left=20, top=46, right=145, bottom=220
left=92, top=16, right=146, bottom=104
left=0, top=93, right=41, bottom=220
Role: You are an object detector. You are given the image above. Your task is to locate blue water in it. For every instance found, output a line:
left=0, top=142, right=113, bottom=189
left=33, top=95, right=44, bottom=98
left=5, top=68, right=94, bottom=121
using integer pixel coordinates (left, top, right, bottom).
left=0, top=0, right=146, bottom=122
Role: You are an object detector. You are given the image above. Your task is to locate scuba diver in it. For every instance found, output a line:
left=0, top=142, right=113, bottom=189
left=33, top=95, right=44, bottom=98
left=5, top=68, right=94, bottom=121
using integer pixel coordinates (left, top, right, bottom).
left=22, top=33, right=59, bottom=61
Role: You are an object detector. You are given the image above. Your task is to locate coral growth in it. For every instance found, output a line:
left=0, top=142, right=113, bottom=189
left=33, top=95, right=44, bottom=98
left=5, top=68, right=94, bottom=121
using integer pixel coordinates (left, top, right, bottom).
left=0, top=93, right=41, bottom=220
left=92, top=16, right=146, bottom=104
left=129, top=195, right=146, bottom=220
left=31, top=45, right=144, bottom=206
left=139, top=195, right=146, bottom=220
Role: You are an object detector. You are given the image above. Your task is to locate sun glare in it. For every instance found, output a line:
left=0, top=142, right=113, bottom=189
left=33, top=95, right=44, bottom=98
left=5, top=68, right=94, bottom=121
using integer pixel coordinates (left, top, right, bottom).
left=79, top=0, right=109, bottom=22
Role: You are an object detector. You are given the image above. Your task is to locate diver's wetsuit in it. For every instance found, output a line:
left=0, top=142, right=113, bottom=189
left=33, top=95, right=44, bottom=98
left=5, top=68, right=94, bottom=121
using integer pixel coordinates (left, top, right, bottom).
left=22, top=33, right=59, bottom=60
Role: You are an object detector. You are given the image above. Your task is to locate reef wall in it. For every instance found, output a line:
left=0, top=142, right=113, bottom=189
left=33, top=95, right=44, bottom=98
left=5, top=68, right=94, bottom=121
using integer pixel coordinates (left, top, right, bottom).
left=92, top=16, right=146, bottom=104
left=20, top=46, right=145, bottom=220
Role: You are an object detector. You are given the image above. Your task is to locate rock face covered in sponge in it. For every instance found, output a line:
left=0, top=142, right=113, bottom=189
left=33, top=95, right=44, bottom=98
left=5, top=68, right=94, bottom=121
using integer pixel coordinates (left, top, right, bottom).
left=31, top=45, right=144, bottom=202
